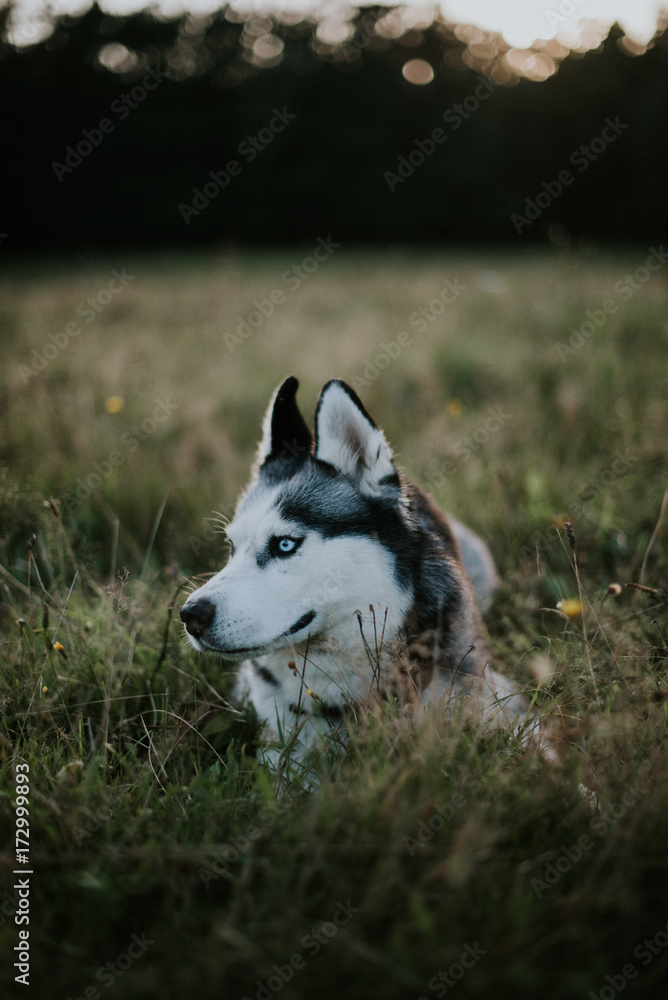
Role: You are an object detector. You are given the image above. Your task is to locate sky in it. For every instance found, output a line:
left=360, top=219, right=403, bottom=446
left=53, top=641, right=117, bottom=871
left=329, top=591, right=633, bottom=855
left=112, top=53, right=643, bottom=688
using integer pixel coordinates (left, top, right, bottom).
left=7, top=0, right=668, bottom=51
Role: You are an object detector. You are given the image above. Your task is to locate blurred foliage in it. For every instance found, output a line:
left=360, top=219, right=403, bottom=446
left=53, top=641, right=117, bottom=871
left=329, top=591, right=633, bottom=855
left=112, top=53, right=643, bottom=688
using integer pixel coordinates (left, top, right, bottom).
left=1, top=3, right=668, bottom=249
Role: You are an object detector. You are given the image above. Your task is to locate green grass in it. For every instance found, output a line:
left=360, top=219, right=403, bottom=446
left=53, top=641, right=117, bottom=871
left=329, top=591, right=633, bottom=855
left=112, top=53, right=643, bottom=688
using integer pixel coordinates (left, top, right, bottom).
left=1, top=247, right=667, bottom=999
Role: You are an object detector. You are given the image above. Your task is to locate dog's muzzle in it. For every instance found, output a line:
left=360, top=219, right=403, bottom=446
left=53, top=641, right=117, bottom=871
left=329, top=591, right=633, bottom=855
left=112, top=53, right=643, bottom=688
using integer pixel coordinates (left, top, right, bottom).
left=180, top=597, right=215, bottom=639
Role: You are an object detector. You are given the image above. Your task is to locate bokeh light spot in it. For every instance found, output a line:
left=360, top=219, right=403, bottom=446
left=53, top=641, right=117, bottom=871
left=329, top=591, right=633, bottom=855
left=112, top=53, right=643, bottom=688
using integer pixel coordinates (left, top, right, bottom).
left=97, top=42, right=138, bottom=74
left=104, top=396, right=125, bottom=414
left=401, top=58, right=434, bottom=85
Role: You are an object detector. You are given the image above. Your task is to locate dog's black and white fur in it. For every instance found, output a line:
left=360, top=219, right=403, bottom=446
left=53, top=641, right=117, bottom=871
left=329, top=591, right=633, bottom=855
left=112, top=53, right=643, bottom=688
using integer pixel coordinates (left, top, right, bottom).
left=181, top=377, right=537, bottom=769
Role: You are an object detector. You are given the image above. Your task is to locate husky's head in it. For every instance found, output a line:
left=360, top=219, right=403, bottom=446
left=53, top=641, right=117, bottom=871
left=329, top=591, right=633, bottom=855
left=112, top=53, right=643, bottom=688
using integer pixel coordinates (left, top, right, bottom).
left=180, top=377, right=415, bottom=661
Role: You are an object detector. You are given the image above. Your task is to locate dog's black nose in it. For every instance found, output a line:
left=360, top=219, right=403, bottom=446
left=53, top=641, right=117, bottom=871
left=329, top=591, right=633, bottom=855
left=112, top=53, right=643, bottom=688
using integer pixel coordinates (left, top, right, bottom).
left=180, top=598, right=215, bottom=638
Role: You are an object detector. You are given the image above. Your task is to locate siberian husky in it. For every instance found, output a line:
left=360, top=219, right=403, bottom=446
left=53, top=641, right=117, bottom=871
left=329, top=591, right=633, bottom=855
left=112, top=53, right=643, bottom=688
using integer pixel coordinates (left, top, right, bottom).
left=181, top=376, right=541, bottom=772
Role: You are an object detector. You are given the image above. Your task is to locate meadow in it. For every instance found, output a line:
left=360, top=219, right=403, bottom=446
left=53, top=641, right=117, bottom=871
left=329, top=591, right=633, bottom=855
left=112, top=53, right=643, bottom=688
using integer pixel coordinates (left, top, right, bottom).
left=0, top=246, right=667, bottom=999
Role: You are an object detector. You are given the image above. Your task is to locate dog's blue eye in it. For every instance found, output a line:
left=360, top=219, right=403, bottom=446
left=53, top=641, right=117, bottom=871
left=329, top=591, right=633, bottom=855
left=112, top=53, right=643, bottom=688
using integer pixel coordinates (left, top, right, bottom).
left=271, top=536, right=303, bottom=558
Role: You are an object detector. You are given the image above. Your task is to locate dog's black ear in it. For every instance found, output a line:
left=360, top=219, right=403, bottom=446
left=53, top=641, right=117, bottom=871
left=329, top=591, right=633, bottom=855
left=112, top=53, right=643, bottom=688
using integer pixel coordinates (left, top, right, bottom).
left=314, top=379, right=399, bottom=496
left=254, top=376, right=312, bottom=478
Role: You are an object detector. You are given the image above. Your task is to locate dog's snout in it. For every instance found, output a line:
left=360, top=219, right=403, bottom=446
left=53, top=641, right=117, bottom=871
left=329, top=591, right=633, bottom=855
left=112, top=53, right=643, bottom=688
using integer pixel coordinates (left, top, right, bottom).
left=180, top=597, right=215, bottom=638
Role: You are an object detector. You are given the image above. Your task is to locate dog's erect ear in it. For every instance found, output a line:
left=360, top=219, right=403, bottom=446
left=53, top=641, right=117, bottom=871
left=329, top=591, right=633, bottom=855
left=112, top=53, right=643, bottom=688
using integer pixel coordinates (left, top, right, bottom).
left=314, top=380, right=398, bottom=496
left=255, top=376, right=313, bottom=478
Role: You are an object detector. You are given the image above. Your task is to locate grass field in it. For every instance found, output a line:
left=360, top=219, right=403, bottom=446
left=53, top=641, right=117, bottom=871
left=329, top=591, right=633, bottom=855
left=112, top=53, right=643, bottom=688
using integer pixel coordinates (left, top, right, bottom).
left=1, top=246, right=667, bottom=999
